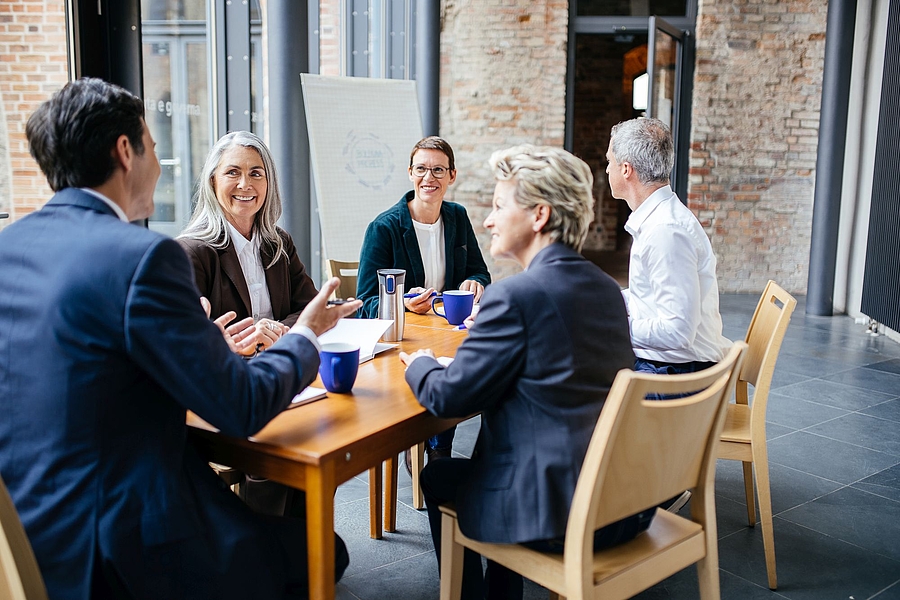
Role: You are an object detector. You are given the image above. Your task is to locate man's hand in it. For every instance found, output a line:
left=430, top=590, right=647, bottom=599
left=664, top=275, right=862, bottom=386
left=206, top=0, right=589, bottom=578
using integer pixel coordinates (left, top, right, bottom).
left=399, top=348, right=435, bottom=367
left=458, top=279, right=484, bottom=303
left=403, top=287, right=436, bottom=314
left=293, top=277, right=363, bottom=337
left=201, top=296, right=259, bottom=355
left=224, top=317, right=260, bottom=355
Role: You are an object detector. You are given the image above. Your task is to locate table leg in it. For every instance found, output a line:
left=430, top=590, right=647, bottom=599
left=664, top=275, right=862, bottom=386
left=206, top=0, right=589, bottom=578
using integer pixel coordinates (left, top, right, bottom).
left=411, top=442, right=425, bottom=509
left=306, top=464, right=336, bottom=600
left=368, top=465, right=383, bottom=539
left=384, top=455, right=398, bottom=532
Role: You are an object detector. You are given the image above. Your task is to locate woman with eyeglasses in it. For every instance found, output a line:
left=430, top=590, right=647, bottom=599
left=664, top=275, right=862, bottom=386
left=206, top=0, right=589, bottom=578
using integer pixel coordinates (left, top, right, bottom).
left=357, top=136, right=491, bottom=468
left=357, top=136, right=490, bottom=319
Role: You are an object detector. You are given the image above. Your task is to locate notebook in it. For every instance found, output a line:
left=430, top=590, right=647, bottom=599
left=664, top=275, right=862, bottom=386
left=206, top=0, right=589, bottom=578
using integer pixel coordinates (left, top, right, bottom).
left=287, top=386, right=328, bottom=409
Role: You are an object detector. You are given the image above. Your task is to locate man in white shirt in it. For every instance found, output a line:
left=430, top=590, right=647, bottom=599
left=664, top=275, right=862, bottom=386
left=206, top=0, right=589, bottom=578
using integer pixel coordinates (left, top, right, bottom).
left=607, top=117, right=731, bottom=378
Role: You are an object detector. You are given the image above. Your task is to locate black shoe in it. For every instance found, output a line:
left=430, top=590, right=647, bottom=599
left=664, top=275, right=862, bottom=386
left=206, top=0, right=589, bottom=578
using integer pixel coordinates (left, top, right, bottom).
left=427, top=447, right=452, bottom=463
left=403, top=449, right=413, bottom=477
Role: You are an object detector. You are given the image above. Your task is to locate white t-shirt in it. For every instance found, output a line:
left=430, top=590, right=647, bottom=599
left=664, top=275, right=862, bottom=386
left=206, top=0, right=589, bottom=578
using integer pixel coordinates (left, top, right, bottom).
left=412, top=216, right=446, bottom=292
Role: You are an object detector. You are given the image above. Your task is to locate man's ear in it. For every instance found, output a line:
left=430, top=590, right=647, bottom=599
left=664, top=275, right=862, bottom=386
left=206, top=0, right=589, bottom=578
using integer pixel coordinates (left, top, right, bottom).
left=533, top=204, right=551, bottom=233
left=620, top=161, right=635, bottom=181
left=111, top=134, right=133, bottom=172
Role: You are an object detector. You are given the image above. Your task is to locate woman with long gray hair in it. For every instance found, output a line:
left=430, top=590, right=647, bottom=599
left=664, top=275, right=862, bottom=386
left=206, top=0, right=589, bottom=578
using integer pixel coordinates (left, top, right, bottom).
left=178, top=131, right=321, bottom=518
left=178, top=131, right=318, bottom=356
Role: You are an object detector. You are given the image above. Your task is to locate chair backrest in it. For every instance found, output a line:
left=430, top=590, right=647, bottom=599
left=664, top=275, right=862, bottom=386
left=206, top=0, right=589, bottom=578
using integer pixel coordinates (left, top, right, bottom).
left=741, top=280, right=796, bottom=416
left=325, top=259, right=359, bottom=300
left=564, top=342, right=747, bottom=581
left=0, top=476, right=48, bottom=600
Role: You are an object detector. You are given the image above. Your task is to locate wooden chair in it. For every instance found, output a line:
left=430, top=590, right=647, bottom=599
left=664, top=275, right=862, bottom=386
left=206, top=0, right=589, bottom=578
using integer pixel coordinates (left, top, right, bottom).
left=325, top=259, right=359, bottom=300
left=325, top=258, right=424, bottom=537
left=439, top=342, right=747, bottom=600
left=0, top=476, right=48, bottom=600
left=717, top=280, right=796, bottom=590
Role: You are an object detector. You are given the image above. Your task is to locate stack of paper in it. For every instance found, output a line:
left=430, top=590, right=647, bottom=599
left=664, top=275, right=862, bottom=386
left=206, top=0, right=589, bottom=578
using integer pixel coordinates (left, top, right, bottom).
left=318, top=319, right=397, bottom=363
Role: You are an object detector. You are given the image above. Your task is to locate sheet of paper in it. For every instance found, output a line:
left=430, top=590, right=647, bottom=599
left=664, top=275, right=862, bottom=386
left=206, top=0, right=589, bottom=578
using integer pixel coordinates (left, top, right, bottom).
left=437, top=356, right=454, bottom=367
left=288, top=386, right=328, bottom=409
left=318, top=319, right=396, bottom=363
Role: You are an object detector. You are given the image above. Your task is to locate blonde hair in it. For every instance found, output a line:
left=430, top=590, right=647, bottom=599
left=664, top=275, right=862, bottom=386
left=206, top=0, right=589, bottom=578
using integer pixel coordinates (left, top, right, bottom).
left=489, top=145, right=595, bottom=251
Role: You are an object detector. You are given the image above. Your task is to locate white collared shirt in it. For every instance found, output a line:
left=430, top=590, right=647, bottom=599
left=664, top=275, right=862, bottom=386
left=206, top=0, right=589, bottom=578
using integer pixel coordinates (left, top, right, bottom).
left=622, top=185, right=731, bottom=363
left=81, top=188, right=128, bottom=222
left=412, top=216, right=446, bottom=291
left=227, top=222, right=274, bottom=322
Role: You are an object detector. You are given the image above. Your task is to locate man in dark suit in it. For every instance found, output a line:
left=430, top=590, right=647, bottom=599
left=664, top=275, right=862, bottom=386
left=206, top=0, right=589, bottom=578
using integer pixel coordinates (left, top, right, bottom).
left=0, top=78, right=361, bottom=599
left=400, top=145, right=655, bottom=599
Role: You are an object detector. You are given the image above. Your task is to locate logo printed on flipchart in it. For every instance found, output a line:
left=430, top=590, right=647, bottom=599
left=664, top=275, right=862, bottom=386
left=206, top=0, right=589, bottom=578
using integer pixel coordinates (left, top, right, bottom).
left=342, top=131, right=394, bottom=190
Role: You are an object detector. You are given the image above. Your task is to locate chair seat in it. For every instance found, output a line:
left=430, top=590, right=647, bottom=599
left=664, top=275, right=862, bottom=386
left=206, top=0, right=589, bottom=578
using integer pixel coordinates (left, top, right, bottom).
left=443, top=507, right=705, bottom=597
left=719, top=403, right=751, bottom=444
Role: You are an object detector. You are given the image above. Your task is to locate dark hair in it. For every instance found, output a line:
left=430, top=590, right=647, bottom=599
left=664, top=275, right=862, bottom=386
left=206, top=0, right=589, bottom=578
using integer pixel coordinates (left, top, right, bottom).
left=25, top=78, right=146, bottom=192
left=409, top=136, right=455, bottom=171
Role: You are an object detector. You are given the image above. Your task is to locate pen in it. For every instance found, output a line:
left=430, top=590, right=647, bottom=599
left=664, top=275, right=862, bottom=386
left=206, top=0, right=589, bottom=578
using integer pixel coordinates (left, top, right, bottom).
left=326, top=298, right=354, bottom=306
left=454, top=323, right=467, bottom=331
left=403, top=291, right=439, bottom=299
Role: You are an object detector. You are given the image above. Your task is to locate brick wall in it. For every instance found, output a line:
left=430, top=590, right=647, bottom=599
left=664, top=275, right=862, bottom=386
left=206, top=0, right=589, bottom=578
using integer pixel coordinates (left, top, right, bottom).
left=0, top=0, right=826, bottom=293
left=0, top=0, right=68, bottom=225
left=688, top=0, right=827, bottom=293
left=440, top=0, right=569, bottom=280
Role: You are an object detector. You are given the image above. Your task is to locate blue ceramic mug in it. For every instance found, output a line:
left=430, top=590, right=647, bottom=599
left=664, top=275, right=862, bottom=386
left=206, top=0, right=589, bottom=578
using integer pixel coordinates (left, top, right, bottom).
left=318, top=343, right=360, bottom=393
left=432, top=290, right=475, bottom=326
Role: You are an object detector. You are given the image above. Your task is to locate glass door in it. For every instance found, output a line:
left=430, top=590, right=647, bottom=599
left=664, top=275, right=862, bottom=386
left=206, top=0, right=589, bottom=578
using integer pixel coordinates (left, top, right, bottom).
left=647, top=16, right=687, bottom=194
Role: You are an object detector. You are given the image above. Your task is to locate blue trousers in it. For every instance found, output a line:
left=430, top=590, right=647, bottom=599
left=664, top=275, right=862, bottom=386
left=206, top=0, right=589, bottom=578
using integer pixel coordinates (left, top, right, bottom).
left=633, top=358, right=717, bottom=400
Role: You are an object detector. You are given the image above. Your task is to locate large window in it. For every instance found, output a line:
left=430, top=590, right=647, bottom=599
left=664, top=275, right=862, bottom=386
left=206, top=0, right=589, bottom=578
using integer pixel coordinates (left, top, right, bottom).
left=141, top=0, right=263, bottom=237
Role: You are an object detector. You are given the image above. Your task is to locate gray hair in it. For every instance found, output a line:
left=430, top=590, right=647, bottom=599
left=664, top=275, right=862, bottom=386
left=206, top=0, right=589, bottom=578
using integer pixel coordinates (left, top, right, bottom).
left=609, top=117, right=673, bottom=185
left=489, top=145, right=595, bottom=252
left=179, top=131, right=285, bottom=268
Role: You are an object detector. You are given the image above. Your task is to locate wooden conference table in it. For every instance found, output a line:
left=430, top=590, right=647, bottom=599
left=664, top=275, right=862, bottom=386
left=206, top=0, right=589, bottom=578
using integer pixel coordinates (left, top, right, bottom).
left=187, top=312, right=466, bottom=600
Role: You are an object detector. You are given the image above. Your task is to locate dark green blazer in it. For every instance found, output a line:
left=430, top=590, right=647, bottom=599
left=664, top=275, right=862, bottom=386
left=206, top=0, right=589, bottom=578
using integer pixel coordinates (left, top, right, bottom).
left=357, top=191, right=491, bottom=318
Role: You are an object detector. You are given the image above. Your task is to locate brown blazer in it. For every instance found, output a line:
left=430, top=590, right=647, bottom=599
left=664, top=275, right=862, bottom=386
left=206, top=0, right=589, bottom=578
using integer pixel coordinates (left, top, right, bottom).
left=178, top=228, right=318, bottom=327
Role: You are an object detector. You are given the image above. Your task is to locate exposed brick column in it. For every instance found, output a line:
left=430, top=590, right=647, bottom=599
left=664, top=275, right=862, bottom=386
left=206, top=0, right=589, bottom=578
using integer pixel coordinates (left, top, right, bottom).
left=688, top=0, right=827, bottom=293
left=441, top=0, right=569, bottom=280
left=0, top=0, right=68, bottom=222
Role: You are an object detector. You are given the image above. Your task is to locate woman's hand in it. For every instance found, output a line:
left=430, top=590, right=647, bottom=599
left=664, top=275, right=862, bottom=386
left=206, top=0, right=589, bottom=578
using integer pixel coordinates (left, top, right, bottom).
left=403, top=287, right=436, bottom=314
left=399, top=348, right=435, bottom=367
left=459, top=279, right=484, bottom=303
left=252, top=318, right=289, bottom=352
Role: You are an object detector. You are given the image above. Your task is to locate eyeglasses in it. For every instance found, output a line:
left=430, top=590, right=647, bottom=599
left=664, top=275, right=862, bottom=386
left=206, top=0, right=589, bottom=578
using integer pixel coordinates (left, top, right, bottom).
left=410, top=164, right=451, bottom=179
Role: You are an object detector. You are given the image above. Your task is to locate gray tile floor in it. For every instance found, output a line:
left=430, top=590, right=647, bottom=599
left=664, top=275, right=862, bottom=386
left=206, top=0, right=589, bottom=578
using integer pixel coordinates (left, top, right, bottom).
left=333, top=294, right=900, bottom=599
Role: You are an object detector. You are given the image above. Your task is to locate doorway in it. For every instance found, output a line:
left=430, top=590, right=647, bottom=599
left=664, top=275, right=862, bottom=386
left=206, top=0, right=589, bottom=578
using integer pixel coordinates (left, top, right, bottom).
left=569, top=10, right=695, bottom=286
left=573, top=32, right=648, bottom=278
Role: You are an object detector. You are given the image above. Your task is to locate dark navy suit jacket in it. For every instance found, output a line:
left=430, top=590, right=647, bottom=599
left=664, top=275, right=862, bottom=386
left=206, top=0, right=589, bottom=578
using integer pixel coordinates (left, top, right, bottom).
left=405, top=243, right=634, bottom=544
left=0, top=189, right=319, bottom=599
left=356, top=191, right=491, bottom=318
